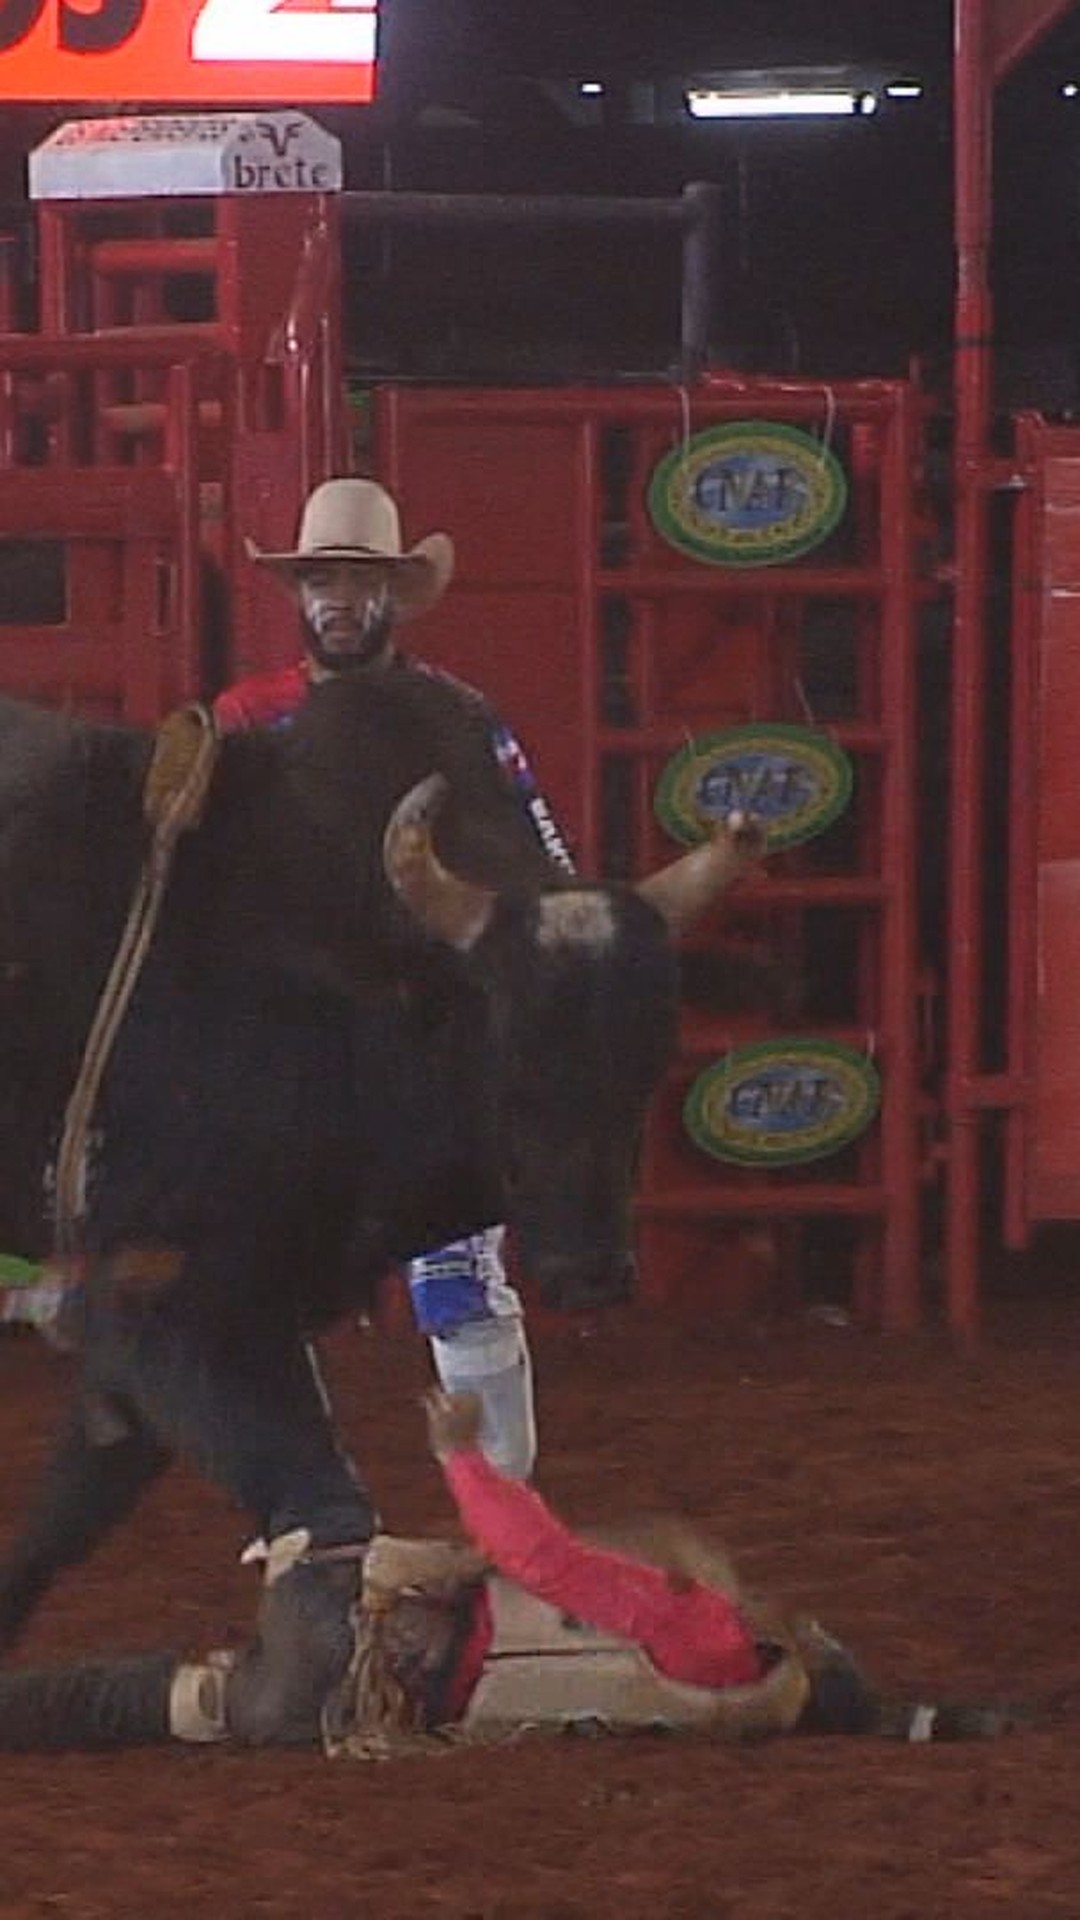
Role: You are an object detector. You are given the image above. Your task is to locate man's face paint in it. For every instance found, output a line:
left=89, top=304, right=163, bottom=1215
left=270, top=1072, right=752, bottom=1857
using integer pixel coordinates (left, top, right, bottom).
left=298, top=562, right=396, bottom=673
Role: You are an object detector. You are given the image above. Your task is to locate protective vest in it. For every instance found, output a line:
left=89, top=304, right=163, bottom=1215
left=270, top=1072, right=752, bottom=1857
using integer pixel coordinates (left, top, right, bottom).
left=460, top=1573, right=811, bottom=1742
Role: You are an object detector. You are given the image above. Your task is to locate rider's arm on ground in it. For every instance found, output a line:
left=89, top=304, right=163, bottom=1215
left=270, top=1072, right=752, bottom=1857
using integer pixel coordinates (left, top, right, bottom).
left=440, top=1446, right=763, bottom=1688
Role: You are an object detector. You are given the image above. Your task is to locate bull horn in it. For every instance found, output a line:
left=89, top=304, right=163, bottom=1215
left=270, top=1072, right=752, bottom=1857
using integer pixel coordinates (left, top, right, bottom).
left=636, top=816, right=762, bottom=934
left=383, top=773, right=497, bottom=953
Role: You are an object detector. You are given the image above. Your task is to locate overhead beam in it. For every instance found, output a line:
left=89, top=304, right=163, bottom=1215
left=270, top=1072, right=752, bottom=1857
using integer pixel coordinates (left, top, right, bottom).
left=990, top=0, right=1078, bottom=82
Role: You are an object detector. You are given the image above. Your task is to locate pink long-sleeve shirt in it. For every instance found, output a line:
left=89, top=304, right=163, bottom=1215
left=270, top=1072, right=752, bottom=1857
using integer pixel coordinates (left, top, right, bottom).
left=440, top=1447, right=763, bottom=1716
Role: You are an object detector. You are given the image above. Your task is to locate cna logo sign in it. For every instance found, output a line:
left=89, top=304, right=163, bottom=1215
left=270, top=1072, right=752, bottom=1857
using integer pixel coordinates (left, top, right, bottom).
left=0, top=0, right=379, bottom=102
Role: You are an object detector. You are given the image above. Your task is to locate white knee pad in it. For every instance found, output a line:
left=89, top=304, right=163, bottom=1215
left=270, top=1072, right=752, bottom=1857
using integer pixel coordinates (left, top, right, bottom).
left=169, top=1655, right=232, bottom=1743
left=429, top=1318, right=537, bottom=1481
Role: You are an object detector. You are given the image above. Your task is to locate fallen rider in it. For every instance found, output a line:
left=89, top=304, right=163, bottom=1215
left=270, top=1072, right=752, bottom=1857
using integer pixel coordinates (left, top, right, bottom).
left=0, top=1392, right=1029, bottom=1752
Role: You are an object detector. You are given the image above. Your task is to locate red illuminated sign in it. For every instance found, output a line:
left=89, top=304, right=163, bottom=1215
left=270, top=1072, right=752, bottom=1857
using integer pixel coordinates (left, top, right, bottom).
left=0, top=0, right=378, bottom=103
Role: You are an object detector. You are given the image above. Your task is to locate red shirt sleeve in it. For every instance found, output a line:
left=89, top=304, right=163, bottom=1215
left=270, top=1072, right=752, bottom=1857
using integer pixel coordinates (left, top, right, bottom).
left=213, top=662, right=309, bottom=733
left=441, top=1448, right=762, bottom=1690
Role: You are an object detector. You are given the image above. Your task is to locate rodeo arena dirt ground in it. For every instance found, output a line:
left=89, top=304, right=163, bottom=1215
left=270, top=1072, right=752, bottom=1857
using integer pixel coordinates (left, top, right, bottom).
left=0, top=1270, right=1079, bottom=1919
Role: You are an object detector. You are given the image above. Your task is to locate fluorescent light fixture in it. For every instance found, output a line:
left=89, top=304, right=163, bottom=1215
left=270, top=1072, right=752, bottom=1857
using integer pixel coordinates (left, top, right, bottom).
left=884, top=81, right=923, bottom=99
left=1062, top=81, right=1079, bottom=97
left=579, top=81, right=605, bottom=96
left=686, top=86, right=874, bottom=119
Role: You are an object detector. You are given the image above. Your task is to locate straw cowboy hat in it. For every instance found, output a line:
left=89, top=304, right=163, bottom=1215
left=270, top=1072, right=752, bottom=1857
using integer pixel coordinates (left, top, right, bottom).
left=248, top=478, right=454, bottom=621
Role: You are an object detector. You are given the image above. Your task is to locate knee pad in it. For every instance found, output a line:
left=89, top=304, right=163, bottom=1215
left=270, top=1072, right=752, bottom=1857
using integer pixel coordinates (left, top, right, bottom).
left=169, top=1655, right=232, bottom=1744
left=429, top=1320, right=537, bottom=1481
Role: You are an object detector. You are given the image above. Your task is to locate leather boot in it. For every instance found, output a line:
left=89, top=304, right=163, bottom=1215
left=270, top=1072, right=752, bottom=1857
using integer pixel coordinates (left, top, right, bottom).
left=224, top=1530, right=362, bottom=1747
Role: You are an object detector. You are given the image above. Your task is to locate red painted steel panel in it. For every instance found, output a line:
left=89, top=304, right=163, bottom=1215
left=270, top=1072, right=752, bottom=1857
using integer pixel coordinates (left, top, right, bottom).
left=384, top=412, right=587, bottom=585
left=376, top=379, right=924, bottom=1326
left=1019, top=431, right=1080, bottom=1219
left=378, top=399, right=596, bottom=857
left=1037, top=597, right=1080, bottom=859
left=420, top=587, right=589, bottom=859
left=1032, top=861, right=1080, bottom=1213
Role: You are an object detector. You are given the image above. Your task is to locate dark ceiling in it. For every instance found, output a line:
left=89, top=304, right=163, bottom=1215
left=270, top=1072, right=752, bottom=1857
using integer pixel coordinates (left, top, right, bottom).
left=377, top=0, right=1080, bottom=109
left=380, top=1, right=952, bottom=88
left=332, top=4, right=1078, bottom=394
left=1, top=4, right=1077, bottom=392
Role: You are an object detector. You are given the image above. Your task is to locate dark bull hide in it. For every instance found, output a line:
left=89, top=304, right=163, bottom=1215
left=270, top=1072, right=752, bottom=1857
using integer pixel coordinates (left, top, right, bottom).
left=0, top=671, right=742, bottom=1651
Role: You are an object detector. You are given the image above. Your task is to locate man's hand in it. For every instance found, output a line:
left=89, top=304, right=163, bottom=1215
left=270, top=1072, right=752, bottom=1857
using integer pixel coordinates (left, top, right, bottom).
left=722, top=809, right=770, bottom=866
left=423, top=1389, right=484, bottom=1462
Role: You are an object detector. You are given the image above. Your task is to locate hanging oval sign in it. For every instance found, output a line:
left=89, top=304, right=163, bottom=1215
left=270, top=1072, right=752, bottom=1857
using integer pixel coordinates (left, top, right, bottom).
left=648, top=420, right=848, bottom=567
left=655, top=723, right=853, bottom=851
left=684, top=1039, right=881, bottom=1168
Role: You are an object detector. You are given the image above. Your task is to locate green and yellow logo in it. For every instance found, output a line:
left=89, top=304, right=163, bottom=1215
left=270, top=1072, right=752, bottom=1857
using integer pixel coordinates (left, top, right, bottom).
left=655, top=723, right=853, bottom=851
left=648, top=420, right=848, bottom=567
left=684, top=1039, right=881, bottom=1167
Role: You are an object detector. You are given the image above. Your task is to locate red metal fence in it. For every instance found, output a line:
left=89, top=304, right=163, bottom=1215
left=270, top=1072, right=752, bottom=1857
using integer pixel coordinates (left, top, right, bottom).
left=0, top=188, right=347, bottom=714
left=378, top=376, right=930, bottom=1326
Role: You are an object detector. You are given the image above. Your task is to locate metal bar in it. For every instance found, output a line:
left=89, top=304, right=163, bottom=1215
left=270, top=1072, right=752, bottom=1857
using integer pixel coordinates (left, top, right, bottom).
left=594, top=566, right=890, bottom=598
left=638, top=1187, right=888, bottom=1218
left=0, top=332, right=223, bottom=370
left=577, top=413, right=600, bottom=869
left=0, top=466, right=180, bottom=534
left=677, top=1025, right=896, bottom=1064
left=343, top=182, right=725, bottom=382
left=946, top=0, right=995, bottom=1341
left=390, top=382, right=906, bottom=424
left=990, top=0, right=1078, bottom=79
left=1003, top=412, right=1040, bottom=1247
left=36, top=205, right=72, bottom=333
left=877, top=385, right=923, bottom=1332
left=167, top=359, right=202, bottom=704
left=960, top=1071, right=1028, bottom=1108
left=87, top=238, right=219, bottom=278
left=597, top=722, right=890, bottom=754
left=677, top=181, right=726, bottom=380
left=340, top=190, right=688, bottom=231
left=716, top=876, right=889, bottom=906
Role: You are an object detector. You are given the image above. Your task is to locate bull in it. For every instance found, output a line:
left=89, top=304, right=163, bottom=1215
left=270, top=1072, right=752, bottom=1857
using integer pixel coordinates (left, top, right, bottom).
left=0, top=668, right=753, bottom=1709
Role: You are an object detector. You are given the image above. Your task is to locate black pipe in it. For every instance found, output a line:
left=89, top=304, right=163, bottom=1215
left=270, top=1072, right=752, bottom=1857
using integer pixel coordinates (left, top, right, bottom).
left=339, top=181, right=726, bottom=378
left=339, top=190, right=686, bottom=231
left=678, top=180, right=726, bottom=381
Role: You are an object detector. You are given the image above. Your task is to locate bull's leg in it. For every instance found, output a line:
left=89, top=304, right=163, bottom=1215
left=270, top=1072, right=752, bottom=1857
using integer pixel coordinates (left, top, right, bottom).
left=0, top=1538, right=363, bottom=1751
left=0, top=1403, right=170, bottom=1652
left=0, top=1534, right=362, bottom=1750
left=0, top=1533, right=363, bottom=1750
left=110, top=1302, right=378, bottom=1551
left=100, top=1302, right=376, bottom=1746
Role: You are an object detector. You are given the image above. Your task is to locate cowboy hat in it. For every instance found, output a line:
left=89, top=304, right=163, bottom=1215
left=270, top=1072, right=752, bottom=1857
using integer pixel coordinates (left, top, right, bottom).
left=247, top=478, right=454, bottom=621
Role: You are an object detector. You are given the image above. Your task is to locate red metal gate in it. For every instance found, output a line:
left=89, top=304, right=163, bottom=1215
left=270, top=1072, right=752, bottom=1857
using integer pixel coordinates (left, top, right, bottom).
left=0, top=335, right=217, bottom=721
left=0, top=123, right=348, bottom=722
left=31, top=185, right=345, bottom=691
left=998, top=415, right=1080, bottom=1235
left=378, top=375, right=929, bottom=1327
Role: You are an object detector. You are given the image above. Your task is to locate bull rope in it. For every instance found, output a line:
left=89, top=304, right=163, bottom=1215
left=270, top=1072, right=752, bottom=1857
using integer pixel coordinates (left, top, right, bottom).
left=51, top=705, right=221, bottom=1273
